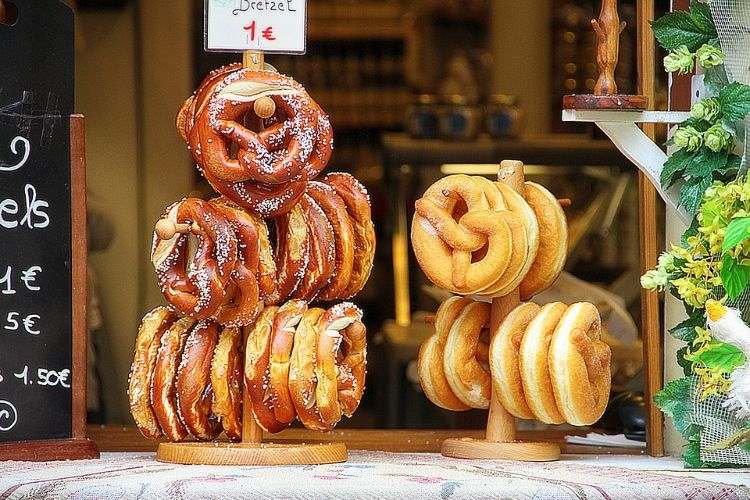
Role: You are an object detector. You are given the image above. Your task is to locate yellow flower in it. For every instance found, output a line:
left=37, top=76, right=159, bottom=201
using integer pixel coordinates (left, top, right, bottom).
left=692, top=326, right=712, bottom=347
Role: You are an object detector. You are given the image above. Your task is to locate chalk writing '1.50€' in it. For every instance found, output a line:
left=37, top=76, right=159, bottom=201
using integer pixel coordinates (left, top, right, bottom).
left=0, top=136, right=50, bottom=230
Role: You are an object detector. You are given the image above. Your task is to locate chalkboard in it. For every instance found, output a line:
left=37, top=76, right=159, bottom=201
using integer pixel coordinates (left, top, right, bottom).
left=0, top=0, right=96, bottom=458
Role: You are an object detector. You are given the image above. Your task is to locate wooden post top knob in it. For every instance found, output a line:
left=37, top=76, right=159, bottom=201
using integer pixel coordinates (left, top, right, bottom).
left=254, top=97, right=276, bottom=119
left=155, top=219, right=178, bottom=239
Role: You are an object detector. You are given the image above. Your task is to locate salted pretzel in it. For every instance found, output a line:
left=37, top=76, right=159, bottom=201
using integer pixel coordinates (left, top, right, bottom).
left=489, top=302, right=540, bottom=419
left=128, top=307, right=177, bottom=439
left=307, top=181, right=355, bottom=301
left=151, top=316, right=195, bottom=441
left=417, top=297, right=472, bottom=411
left=336, top=318, right=367, bottom=417
left=151, top=198, right=238, bottom=319
left=288, top=307, right=329, bottom=430
left=442, top=301, right=492, bottom=409
left=268, top=300, right=308, bottom=425
left=291, top=195, right=335, bottom=301
left=175, top=320, right=221, bottom=440
left=519, top=182, right=568, bottom=300
left=270, top=203, right=310, bottom=304
left=210, top=199, right=264, bottom=326
left=244, top=306, right=288, bottom=433
left=245, top=207, right=278, bottom=303
left=315, top=302, right=364, bottom=427
left=190, top=69, right=332, bottom=184
left=549, top=302, right=611, bottom=426
left=323, top=173, right=376, bottom=298
left=211, top=326, right=244, bottom=441
left=411, top=175, right=516, bottom=294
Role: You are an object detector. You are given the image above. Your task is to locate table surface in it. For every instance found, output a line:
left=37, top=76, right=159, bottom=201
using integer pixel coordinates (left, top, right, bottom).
left=0, top=451, right=747, bottom=499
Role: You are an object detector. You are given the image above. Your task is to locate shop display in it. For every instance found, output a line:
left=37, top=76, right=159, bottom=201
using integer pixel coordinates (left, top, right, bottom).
left=411, top=161, right=612, bottom=461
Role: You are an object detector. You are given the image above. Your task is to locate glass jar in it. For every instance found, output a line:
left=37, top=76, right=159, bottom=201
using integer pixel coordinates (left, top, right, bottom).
left=405, top=94, right=440, bottom=139
left=439, top=94, right=481, bottom=141
left=486, top=94, right=523, bottom=139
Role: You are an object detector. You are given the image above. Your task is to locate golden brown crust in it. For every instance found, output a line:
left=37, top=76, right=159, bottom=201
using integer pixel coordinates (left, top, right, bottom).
left=268, top=300, right=307, bottom=424
left=175, top=321, right=221, bottom=440
left=442, top=301, right=492, bottom=409
left=519, top=182, right=568, bottom=300
left=292, top=195, right=335, bottom=301
left=519, top=302, right=567, bottom=424
left=244, top=306, right=288, bottom=433
left=417, top=297, right=472, bottom=411
left=337, top=320, right=367, bottom=417
left=151, top=316, right=196, bottom=441
left=489, top=302, right=540, bottom=419
left=549, top=302, right=611, bottom=426
left=289, top=308, right=329, bottom=431
left=270, top=204, right=309, bottom=304
left=211, top=326, right=244, bottom=441
left=128, top=307, right=176, bottom=439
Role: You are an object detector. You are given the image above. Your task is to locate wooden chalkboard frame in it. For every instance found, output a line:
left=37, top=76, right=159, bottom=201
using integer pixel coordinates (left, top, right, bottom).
left=0, top=115, right=98, bottom=461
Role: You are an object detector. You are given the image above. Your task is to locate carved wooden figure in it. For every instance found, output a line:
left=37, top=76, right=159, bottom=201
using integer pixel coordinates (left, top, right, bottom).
left=592, top=0, right=626, bottom=95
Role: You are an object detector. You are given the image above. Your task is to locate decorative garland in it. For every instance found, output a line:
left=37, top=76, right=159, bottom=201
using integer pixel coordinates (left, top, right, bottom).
left=642, top=1, right=750, bottom=468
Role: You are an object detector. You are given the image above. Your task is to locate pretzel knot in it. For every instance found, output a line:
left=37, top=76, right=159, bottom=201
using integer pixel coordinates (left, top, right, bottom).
left=411, top=175, right=518, bottom=294
left=151, top=198, right=238, bottom=320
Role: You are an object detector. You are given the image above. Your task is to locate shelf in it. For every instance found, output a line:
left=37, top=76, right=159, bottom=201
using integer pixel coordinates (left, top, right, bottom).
left=562, top=109, right=690, bottom=123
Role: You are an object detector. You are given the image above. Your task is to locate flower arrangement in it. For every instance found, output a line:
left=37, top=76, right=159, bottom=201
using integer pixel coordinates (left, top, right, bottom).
left=643, top=1, right=750, bottom=468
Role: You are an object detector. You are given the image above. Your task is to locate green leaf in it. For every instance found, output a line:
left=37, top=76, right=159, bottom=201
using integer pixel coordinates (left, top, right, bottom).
left=654, top=377, right=694, bottom=436
left=661, top=149, right=697, bottom=188
left=685, top=148, right=728, bottom=177
left=681, top=216, right=701, bottom=245
left=722, top=217, right=750, bottom=251
left=679, top=176, right=712, bottom=215
left=718, top=154, right=742, bottom=177
left=720, top=253, right=750, bottom=300
left=677, top=346, right=694, bottom=376
left=690, top=0, right=717, bottom=37
left=669, top=312, right=706, bottom=342
left=690, top=340, right=747, bottom=371
left=703, top=65, right=730, bottom=95
left=719, top=82, right=750, bottom=123
left=679, top=117, right=713, bottom=133
left=651, top=11, right=715, bottom=51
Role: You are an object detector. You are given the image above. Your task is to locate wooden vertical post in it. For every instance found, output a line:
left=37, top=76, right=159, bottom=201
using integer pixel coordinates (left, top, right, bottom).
left=636, top=0, right=664, bottom=457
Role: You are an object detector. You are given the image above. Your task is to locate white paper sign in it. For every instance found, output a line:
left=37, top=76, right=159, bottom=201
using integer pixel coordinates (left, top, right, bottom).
left=205, top=0, right=307, bottom=53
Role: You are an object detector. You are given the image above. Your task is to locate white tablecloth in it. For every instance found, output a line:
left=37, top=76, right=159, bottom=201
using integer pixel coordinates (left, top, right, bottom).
left=0, top=451, right=747, bottom=499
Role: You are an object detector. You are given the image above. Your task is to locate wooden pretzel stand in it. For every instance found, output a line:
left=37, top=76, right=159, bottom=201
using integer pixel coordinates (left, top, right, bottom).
left=439, top=161, right=561, bottom=462
left=156, top=50, right=347, bottom=466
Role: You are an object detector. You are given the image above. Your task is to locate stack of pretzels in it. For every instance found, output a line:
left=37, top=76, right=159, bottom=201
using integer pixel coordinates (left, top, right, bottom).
left=129, top=300, right=366, bottom=441
left=411, top=174, right=567, bottom=299
left=418, top=297, right=612, bottom=426
left=128, top=64, right=375, bottom=441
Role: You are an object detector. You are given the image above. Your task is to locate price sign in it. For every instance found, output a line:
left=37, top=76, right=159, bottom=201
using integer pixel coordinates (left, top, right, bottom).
left=205, top=0, right=308, bottom=53
left=0, top=0, right=96, bottom=460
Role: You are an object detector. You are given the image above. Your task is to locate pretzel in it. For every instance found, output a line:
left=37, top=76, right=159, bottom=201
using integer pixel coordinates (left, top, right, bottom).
left=151, top=316, right=195, bottom=441
left=244, top=306, right=287, bottom=433
left=519, top=182, right=568, bottom=300
left=315, top=302, right=363, bottom=426
left=411, top=175, right=515, bottom=294
left=519, top=302, right=567, bottom=424
left=417, top=297, right=472, bottom=411
left=489, top=302, right=540, bottom=419
left=151, top=198, right=238, bottom=319
left=442, top=301, right=492, bottom=408
left=291, top=194, right=335, bottom=301
left=209, top=200, right=264, bottom=326
left=269, top=203, right=310, bottom=304
left=248, top=209, right=279, bottom=303
left=549, top=302, right=611, bottom=426
left=268, top=299, right=308, bottom=425
left=336, top=318, right=367, bottom=417
left=323, top=173, right=376, bottom=298
left=128, top=307, right=177, bottom=439
left=306, top=181, right=355, bottom=301
left=211, top=326, right=244, bottom=441
left=192, top=69, right=332, bottom=184
left=175, top=320, right=221, bottom=440
left=288, top=307, right=329, bottom=430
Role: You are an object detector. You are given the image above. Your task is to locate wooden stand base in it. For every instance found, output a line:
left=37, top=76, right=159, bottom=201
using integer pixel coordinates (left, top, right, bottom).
left=0, top=438, right=99, bottom=462
left=156, top=441, right=348, bottom=466
left=562, top=94, right=648, bottom=110
left=441, top=438, right=561, bottom=462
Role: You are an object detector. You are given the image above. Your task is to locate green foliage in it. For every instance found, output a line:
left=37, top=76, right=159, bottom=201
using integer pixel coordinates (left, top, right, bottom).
left=688, top=340, right=747, bottom=372
left=685, top=149, right=728, bottom=177
left=679, top=176, right=712, bottom=215
left=654, top=377, right=694, bottom=436
left=668, top=312, right=705, bottom=343
left=651, top=1, right=717, bottom=52
left=661, top=149, right=696, bottom=188
left=719, top=254, right=750, bottom=300
left=704, top=65, right=730, bottom=95
left=677, top=346, right=694, bottom=376
left=722, top=217, right=750, bottom=252
left=719, top=82, right=750, bottom=123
